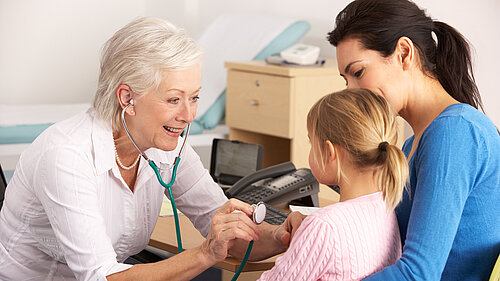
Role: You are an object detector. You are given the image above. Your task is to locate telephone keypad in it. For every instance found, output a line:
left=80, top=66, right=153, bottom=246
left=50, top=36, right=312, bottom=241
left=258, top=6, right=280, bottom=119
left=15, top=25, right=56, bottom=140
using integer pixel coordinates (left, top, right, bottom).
left=235, top=189, right=289, bottom=225
left=266, top=174, right=305, bottom=192
left=237, top=187, right=275, bottom=203
left=263, top=204, right=289, bottom=225
left=228, top=166, right=316, bottom=225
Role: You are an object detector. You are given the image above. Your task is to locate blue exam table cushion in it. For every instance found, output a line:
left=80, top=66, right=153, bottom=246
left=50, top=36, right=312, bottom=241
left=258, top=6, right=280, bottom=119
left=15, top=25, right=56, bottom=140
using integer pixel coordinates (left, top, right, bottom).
left=0, top=123, right=53, bottom=144
left=190, top=20, right=310, bottom=135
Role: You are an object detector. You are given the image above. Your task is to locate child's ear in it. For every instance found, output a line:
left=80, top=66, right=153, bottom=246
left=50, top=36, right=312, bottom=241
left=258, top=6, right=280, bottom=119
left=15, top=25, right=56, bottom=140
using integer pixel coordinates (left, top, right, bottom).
left=325, top=140, right=337, bottom=163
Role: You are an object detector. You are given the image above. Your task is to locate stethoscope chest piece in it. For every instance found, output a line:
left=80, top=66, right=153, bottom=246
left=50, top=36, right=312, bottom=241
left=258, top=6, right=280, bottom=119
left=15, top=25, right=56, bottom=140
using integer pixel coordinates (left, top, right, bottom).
left=252, top=202, right=266, bottom=225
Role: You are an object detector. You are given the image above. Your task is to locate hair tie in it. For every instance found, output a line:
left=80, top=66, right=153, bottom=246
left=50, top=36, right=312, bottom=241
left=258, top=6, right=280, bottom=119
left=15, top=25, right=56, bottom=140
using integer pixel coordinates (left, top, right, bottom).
left=378, top=141, right=389, bottom=152
left=430, top=21, right=438, bottom=46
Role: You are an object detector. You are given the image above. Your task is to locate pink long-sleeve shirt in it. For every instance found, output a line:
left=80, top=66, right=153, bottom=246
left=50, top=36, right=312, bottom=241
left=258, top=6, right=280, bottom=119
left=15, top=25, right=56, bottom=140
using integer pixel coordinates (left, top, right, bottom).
left=258, top=192, right=401, bottom=281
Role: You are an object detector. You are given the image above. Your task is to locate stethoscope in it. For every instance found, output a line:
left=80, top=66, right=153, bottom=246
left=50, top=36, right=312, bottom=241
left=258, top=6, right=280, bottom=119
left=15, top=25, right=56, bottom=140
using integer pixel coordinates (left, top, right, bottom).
left=121, top=98, right=187, bottom=253
left=120, top=98, right=267, bottom=281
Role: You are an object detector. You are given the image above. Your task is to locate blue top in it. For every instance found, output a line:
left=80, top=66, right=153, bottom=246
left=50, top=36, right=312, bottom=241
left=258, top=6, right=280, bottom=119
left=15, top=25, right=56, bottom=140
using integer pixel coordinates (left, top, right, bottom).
left=364, top=104, right=500, bottom=280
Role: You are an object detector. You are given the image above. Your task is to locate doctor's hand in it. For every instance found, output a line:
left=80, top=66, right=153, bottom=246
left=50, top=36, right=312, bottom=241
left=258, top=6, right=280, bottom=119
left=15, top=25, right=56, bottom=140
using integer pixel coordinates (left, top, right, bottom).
left=201, top=199, right=262, bottom=263
left=273, top=211, right=306, bottom=245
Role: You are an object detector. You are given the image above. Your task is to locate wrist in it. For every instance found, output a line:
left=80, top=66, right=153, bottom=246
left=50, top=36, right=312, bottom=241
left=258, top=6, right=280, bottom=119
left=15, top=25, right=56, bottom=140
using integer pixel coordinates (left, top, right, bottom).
left=263, top=224, right=288, bottom=252
left=196, top=242, right=217, bottom=267
left=265, top=223, right=288, bottom=248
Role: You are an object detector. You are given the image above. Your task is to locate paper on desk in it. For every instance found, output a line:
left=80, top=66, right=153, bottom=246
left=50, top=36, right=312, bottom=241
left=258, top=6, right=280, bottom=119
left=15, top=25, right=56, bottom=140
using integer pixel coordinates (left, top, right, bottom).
left=160, top=199, right=184, bottom=217
left=289, top=205, right=320, bottom=215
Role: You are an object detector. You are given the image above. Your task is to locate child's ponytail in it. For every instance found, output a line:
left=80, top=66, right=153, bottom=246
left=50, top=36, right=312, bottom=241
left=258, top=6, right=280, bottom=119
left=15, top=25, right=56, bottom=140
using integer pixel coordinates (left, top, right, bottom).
left=308, top=88, right=409, bottom=211
left=378, top=142, right=409, bottom=211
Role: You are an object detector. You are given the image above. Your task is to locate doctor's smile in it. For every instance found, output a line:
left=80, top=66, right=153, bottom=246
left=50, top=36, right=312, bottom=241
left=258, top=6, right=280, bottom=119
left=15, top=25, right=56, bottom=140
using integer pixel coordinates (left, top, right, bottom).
left=163, top=126, right=185, bottom=134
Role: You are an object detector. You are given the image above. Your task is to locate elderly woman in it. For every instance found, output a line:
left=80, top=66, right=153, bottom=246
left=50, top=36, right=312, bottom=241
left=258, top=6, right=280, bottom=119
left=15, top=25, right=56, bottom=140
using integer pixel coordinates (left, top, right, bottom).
left=0, top=17, right=302, bottom=281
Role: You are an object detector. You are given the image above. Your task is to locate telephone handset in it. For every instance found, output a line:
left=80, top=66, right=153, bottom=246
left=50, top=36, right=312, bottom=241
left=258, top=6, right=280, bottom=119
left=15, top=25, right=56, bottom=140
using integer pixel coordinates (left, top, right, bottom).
left=225, top=161, right=320, bottom=207
left=225, top=162, right=295, bottom=197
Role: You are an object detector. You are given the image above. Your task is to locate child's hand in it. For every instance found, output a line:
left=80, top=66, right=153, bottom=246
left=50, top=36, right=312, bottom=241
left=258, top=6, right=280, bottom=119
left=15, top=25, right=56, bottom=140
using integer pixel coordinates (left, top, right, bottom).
left=274, top=211, right=307, bottom=245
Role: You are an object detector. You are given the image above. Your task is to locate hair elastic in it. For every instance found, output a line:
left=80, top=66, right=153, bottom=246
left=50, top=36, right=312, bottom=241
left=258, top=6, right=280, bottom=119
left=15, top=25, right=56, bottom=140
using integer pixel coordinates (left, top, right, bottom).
left=378, top=141, right=389, bottom=152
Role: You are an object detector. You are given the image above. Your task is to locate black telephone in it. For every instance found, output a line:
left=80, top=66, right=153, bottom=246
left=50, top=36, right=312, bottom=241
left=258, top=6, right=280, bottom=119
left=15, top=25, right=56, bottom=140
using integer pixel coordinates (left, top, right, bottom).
left=225, top=161, right=320, bottom=207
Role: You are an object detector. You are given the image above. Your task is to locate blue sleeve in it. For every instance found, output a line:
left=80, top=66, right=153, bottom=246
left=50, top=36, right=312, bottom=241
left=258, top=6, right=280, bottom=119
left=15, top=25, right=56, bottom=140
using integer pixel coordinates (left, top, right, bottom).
left=364, top=115, right=485, bottom=280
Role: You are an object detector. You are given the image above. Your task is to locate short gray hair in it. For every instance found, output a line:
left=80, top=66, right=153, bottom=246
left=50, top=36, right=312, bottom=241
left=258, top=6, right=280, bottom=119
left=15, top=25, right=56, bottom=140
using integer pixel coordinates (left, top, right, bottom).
left=93, top=17, right=203, bottom=131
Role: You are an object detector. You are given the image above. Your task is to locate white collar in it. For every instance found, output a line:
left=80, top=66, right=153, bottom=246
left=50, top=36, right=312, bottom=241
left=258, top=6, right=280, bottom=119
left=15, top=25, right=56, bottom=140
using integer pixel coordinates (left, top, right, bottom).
left=88, top=108, right=183, bottom=175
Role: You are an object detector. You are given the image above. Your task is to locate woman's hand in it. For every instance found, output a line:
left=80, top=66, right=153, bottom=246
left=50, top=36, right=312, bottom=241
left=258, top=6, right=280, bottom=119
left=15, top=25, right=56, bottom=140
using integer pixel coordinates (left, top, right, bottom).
left=272, top=211, right=307, bottom=246
left=200, top=199, right=262, bottom=263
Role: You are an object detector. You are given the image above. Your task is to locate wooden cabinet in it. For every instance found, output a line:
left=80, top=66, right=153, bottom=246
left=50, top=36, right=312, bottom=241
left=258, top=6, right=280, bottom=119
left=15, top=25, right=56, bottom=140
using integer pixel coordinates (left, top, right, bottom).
left=225, top=60, right=346, bottom=200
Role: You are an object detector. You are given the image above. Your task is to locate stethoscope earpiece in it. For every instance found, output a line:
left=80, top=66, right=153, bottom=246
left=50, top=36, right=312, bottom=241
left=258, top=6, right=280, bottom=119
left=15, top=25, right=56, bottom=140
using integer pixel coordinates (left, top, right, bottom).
left=129, top=99, right=135, bottom=106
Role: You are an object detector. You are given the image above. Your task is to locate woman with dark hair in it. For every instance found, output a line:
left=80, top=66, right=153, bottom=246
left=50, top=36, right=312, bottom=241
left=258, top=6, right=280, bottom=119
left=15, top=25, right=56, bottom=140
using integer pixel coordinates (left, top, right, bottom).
left=328, top=0, right=500, bottom=280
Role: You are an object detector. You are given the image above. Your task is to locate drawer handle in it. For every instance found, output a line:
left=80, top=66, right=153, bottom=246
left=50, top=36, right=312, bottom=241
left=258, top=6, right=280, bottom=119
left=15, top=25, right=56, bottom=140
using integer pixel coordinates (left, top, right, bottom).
left=249, top=99, right=259, bottom=106
left=255, top=80, right=260, bottom=87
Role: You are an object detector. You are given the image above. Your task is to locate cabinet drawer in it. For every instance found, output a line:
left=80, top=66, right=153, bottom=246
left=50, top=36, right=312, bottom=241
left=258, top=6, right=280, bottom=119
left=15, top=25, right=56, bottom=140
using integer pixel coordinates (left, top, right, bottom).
left=226, top=70, right=293, bottom=138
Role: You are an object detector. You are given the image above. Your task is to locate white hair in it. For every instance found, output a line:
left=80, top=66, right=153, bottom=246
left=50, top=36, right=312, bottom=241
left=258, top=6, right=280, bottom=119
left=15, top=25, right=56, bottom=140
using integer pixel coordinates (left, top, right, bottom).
left=93, top=17, right=204, bottom=131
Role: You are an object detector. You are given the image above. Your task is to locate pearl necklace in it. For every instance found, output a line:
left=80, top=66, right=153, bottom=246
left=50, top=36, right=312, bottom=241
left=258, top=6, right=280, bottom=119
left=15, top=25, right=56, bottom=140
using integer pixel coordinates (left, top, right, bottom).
left=114, top=143, right=141, bottom=170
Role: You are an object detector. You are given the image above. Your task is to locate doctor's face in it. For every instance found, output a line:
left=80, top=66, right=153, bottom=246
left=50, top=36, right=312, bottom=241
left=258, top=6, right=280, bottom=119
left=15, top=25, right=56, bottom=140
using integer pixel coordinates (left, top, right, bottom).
left=336, top=38, right=407, bottom=114
left=131, top=64, right=200, bottom=151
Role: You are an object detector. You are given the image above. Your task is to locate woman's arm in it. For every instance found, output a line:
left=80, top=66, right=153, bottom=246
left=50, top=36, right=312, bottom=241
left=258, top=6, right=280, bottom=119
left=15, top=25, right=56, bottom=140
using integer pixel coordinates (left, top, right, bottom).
left=108, top=212, right=305, bottom=281
left=107, top=246, right=213, bottom=281
left=108, top=198, right=264, bottom=281
left=228, top=211, right=306, bottom=261
left=364, top=116, right=484, bottom=280
left=168, top=143, right=307, bottom=260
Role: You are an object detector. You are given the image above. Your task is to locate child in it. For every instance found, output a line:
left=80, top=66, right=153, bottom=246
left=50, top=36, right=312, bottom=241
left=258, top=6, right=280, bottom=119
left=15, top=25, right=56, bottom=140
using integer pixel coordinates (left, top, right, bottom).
left=258, top=88, right=409, bottom=281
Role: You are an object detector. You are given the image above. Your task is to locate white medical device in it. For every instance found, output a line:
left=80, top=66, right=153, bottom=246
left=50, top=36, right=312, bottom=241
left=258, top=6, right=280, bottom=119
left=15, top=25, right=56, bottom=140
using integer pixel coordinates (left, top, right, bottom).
left=280, top=44, right=320, bottom=65
left=252, top=202, right=266, bottom=224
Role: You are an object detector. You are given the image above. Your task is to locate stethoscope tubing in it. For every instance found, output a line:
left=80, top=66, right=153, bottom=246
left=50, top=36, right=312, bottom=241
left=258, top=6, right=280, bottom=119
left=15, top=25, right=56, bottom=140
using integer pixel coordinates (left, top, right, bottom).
left=121, top=102, right=253, bottom=280
left=121, top=103, right=189, bottom=252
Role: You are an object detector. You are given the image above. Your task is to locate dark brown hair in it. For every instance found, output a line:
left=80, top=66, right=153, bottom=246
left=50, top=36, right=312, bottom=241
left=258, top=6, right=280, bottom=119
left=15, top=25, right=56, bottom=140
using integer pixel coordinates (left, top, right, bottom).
left=328, top=0, right=483, bottom=112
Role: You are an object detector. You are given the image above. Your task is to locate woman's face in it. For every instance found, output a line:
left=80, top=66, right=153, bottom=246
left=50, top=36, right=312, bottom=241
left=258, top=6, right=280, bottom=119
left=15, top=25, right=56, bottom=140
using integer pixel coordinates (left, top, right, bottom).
left=130, top=64, right=200, bottom=151
left=336, top=38, right=407, bottom=114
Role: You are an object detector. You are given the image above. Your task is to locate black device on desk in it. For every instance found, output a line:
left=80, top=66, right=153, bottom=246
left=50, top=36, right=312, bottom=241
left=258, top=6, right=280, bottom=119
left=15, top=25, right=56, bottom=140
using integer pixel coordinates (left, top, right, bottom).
left=225, top=161, right=320, bottom=225
left=225, top=161, right=320, bottom=208
left=210, top=138, right=264, bottom=187
left=211, top=139, right=319, bottom=225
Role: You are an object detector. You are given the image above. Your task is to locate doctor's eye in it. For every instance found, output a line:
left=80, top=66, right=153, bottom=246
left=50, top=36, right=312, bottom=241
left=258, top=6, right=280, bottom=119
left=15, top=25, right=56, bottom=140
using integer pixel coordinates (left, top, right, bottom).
left=168, top=98, right=180, bottom=104
left=191, top=96, right=200, bottom=103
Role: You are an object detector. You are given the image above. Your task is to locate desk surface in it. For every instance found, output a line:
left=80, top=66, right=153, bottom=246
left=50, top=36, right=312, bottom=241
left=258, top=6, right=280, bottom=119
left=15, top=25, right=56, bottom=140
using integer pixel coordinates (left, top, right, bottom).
left=149, top=215, right=277, bottom=272
left=149, top=197, right=338, bottom=272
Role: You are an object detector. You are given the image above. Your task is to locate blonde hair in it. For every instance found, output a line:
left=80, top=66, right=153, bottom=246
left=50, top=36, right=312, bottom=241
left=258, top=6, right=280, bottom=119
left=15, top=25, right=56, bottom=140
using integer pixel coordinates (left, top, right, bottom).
left=93, top=17, right=204, bottom=131
left=307, top=88, right=408, bottom=210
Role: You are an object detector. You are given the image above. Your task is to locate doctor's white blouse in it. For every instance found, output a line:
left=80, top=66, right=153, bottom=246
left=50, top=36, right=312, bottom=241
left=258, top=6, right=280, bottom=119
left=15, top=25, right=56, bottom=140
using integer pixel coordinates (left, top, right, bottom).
left=0, top=108, right=227, bottom=281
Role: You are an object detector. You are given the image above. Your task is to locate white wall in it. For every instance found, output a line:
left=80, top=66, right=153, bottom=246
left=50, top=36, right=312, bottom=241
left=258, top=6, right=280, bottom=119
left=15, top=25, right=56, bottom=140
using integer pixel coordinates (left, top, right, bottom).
left=0, top=0, right=147, bottom=104
left=1, top=0, right=498, bottom=127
